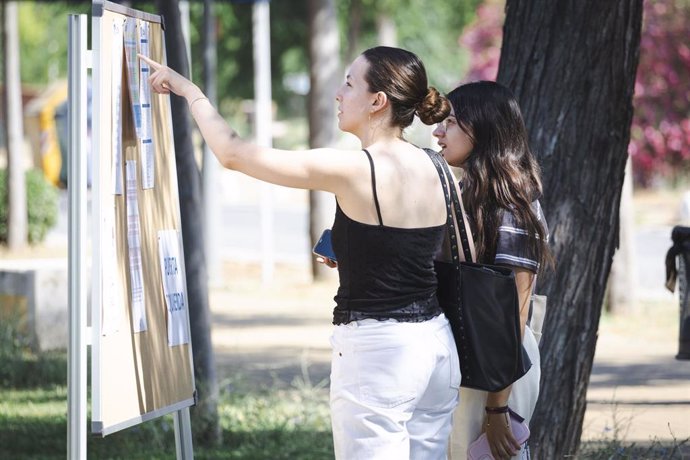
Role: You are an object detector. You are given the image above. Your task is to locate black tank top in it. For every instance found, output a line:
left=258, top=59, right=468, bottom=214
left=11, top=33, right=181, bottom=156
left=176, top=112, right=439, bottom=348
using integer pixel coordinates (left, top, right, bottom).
left=331, top=149, right=445, bottom=325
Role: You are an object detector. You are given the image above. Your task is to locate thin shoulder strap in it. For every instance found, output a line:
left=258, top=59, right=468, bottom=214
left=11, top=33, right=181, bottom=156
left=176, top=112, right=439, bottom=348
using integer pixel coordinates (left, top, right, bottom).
left=424, top=148, right=474, bottom=262
left=362, top=149, right=384, bottom=226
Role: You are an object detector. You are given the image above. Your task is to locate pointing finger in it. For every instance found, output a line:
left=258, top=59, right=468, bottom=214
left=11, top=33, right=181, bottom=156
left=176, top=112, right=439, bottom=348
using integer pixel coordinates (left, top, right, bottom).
left=138, top=54, right=160, bottom=70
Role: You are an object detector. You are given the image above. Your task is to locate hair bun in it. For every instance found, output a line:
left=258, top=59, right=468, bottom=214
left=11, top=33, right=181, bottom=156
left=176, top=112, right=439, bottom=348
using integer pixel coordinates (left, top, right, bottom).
left=417, top=87, right=450, bottom=125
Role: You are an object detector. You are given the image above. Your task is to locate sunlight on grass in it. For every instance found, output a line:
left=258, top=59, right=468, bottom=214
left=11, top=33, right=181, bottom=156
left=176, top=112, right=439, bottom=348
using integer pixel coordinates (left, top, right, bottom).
left=0, top=386, right=67, bottom=417
left=0, top=375, right=333, bottom=459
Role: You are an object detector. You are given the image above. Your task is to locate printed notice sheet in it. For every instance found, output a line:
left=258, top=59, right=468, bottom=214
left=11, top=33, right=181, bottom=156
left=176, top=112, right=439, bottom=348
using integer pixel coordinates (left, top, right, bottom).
left=126, top=161, right=147, bottom=332
left=158, top=230, right=190, bottom=346
left=111, top=18, right=124, bottom=195
left=138, top=20, right=155, bottom=189
left=124, top=18, right=142, bottom=139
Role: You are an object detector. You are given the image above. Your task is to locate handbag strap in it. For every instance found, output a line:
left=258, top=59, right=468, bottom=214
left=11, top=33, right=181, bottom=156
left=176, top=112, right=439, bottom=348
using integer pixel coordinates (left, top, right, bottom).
left=438, top=158, right=477, bottom=263
left=424, top=149, right=475, bottom=263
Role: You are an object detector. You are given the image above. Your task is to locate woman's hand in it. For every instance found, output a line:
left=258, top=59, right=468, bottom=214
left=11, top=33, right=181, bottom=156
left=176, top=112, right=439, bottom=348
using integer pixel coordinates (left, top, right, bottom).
left=138, top=54, right=198, bottom=100
left=483, top=412, right=521, bottom=459
left=315, top=256, right=337, bottom=269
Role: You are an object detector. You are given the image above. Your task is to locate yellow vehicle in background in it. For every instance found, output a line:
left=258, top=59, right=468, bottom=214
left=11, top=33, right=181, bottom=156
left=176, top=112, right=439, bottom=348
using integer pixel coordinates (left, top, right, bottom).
left=24, top=80, right=67, bottom=187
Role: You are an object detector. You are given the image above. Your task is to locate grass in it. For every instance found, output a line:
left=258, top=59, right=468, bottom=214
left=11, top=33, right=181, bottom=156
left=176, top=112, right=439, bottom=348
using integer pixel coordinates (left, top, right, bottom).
left=0, top=373, right=333, bottom=459
left=580, top=433, right=689, bottom=459
left=4, top=377, right=688, bottom=460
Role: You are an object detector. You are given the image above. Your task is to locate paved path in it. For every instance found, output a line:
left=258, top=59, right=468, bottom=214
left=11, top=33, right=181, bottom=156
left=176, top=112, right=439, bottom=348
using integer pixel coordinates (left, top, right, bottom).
left=583, top=298, right=690, bottom=444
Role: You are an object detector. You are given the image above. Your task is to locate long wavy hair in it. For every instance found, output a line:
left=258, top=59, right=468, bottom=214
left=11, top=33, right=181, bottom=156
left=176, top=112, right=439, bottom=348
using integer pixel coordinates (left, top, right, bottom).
left=446, top=81, right=552, bottom=271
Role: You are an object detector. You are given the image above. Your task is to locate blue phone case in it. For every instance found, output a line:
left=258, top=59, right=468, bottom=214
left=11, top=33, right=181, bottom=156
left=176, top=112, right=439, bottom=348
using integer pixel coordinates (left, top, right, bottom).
left=313, top=229, right=337, bottom=261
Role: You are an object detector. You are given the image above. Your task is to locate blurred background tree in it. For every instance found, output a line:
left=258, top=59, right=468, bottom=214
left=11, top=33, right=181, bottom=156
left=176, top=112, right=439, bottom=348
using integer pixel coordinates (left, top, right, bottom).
left=17, top=2, right=89, bottom=85
left=11, top=0, right=484, bottom=133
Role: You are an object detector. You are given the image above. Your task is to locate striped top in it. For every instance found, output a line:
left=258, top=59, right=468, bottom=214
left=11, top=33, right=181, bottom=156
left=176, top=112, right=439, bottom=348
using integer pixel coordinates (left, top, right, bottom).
left=494, top=200, right=548, bottom=273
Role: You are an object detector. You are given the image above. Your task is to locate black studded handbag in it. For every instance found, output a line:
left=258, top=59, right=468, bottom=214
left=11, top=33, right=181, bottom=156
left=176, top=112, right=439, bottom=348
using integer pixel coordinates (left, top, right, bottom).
left=425, top=149, right=531, bottom=393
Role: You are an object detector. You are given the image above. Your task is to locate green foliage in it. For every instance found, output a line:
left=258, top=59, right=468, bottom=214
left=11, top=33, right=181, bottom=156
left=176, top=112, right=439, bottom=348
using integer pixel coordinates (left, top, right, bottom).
left=17, top=2, right=90, bottom=85
left=0, top=169, right=59, bottom=245
left=188, top=1, right=310, bottom=119
left=0, top=313, right=66, bottom=388
left=185, top=0, right=481, bottom=117
left=16, top=0, right=481, bottom=115
left=0, top=371, right=333, bottom=459
left=336, top=0, right=483, bottom=91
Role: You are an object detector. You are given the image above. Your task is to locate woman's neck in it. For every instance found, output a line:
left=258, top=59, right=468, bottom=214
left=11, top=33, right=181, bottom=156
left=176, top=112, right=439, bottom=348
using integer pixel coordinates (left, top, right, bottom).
left=358, top=124, right=404, bottom=149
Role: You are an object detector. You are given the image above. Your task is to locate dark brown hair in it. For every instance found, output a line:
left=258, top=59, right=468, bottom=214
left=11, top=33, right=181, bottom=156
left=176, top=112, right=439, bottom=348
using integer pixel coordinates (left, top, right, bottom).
left=361, top=46, right=450, bottom=128
left=446, top=81, right=553, bottom=272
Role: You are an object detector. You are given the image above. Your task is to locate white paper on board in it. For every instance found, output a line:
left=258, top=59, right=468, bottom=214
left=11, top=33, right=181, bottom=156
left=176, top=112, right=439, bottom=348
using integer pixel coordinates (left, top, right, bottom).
left=138, top=20, right=155, bottom=189
left=157, top=230, right=190, bottom=346
left=111, top=18, right=124, bottom=195
left=126, top=161, right=147, bottom=332
left=124, top=18, right=142, bottom=139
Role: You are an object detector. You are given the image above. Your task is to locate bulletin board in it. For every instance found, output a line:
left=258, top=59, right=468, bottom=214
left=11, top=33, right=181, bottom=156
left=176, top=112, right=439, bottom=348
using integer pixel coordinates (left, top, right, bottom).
left=91, top=0, right=195, bottom=436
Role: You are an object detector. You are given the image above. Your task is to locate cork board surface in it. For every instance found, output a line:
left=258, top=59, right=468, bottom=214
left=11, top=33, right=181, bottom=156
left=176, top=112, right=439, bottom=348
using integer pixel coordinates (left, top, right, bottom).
left=92, top=3, right=194, bottom=436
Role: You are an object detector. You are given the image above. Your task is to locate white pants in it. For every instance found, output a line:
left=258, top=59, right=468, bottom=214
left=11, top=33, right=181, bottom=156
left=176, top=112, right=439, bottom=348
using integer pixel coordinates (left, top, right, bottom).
left=448, top=326, right=541, bottom=460
left=330, top=314, right=461, bottom=460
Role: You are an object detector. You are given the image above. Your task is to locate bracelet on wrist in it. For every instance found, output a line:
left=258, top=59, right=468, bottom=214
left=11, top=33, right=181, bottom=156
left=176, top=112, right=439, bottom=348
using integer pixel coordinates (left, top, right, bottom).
left=189, top=96, right=209, bottom=111
left=485, top=405, right=509, bottom=414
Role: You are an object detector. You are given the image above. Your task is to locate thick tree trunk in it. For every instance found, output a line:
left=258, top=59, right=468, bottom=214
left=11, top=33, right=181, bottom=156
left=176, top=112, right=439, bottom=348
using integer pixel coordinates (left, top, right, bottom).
left=308, top=0, right=339, bottom=281
left=496, top=1, right=643, bottom=457
left=156, top=0, right=220, bottom=445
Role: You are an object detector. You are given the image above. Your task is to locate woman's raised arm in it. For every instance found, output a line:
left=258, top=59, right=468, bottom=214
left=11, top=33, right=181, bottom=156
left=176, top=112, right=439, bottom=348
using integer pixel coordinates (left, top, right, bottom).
left=139, top=54, right=354, bottom=194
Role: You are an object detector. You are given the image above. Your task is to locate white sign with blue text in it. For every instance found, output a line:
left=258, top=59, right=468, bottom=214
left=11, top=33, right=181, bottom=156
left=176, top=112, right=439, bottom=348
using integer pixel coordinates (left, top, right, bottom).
left=157, top=230, right=189, bottom=346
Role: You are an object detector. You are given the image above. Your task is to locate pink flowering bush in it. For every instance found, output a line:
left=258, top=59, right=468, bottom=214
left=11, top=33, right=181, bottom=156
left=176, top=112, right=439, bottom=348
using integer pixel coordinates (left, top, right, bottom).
left=630, top=0, right=690, bottom=186
left=460, top=0, right=690, bottom=188
left=459, top=1, right=503, bottom=82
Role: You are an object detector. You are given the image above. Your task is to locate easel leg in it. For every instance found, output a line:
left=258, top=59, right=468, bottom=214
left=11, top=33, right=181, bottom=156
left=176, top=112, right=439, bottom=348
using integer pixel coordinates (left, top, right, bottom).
left=174, top=407, right=194, bottom=459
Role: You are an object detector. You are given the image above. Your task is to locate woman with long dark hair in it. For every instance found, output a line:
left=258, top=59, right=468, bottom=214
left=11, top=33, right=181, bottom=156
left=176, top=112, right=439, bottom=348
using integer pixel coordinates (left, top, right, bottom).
left=433, top=80, right=551, bottom=460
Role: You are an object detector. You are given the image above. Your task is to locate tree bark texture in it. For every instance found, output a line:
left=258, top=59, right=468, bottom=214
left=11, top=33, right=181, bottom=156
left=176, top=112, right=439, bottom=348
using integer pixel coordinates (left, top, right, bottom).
left=496, top=1, right=643, bottom=457
left=308, top=0, right=339, bottom=281
left=156, top=0, right=221, bottom=445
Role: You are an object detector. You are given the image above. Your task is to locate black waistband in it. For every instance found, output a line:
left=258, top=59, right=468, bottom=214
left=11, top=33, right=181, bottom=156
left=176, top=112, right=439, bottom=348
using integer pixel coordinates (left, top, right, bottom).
left=332, top=294, right=442, bottom=325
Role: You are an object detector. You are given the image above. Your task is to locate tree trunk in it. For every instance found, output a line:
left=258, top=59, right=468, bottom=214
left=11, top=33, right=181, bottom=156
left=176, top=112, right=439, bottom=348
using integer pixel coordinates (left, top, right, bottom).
left=4, top=1, right=27, bottom=250
left=496, top=1, right=643, bottom=457
left=156, top=0, right=220, bottom=445
left=308, top=0, right=339, bottom=281
left=607, top=158, right=637, bottom=314
left=201, top=0, right=222, bottom=287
